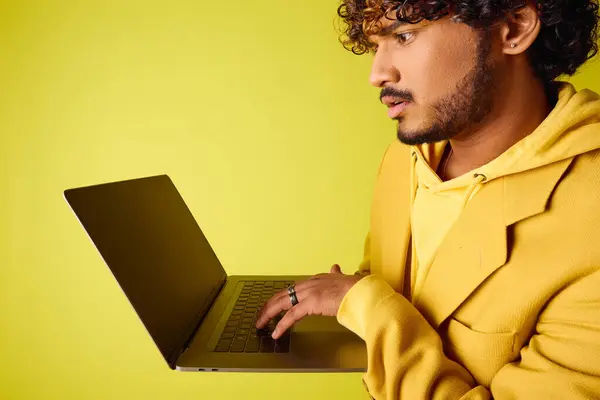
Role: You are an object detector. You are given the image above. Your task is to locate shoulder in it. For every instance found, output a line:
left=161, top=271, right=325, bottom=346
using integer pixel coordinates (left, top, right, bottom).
left=554, top=148, right=600, bottom=204
left=376, top=141, right=412, bottom=180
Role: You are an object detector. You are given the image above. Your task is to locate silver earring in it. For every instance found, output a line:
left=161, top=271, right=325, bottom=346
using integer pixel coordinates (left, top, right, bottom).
left=511, top=43, right=517, bottom=48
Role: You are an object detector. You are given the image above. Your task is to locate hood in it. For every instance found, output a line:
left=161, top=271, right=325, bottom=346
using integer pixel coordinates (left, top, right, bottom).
left=410, top=81, right=600, bottom=197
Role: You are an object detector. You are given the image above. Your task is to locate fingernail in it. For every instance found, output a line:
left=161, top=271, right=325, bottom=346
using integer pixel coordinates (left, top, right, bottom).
left=272, top=329, right=278, bottom=338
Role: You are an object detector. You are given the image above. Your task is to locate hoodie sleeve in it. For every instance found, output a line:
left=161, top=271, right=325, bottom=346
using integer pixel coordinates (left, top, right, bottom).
left=336, top=271, right=600, bottom=399
left=352, top=144, right=395, bottom=279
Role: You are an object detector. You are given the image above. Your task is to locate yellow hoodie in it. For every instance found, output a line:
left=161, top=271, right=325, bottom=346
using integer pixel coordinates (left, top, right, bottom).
left=337, top=81, right=600, bottom=399
left=410, top=82, right=600, bottom=299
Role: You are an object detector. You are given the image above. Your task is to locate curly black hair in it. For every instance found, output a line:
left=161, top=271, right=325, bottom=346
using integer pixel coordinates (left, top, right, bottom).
left=337, top=0, right=599, bottom=85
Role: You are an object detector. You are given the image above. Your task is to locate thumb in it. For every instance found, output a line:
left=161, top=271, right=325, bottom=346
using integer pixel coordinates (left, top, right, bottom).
left=330, top=264, right=342, bottom=274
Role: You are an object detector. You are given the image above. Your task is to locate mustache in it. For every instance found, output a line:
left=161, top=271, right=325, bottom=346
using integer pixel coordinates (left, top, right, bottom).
left=380, top=87, right=414, bottom=103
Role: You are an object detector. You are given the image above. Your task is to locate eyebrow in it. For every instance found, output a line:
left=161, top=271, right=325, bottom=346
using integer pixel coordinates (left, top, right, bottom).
left=379, top=20, right=409, bottom=36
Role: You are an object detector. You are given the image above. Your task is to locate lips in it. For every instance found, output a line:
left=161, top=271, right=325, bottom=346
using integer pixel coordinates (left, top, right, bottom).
left=387, top=101, right=411, bottom=118
left=381, top=96, right=412, bottom=118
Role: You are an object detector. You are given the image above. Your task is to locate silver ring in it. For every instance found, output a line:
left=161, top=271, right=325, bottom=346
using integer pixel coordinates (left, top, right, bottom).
left=287, top=284, right=296, bottom=295
left=289, top=291, right=299, bottom=306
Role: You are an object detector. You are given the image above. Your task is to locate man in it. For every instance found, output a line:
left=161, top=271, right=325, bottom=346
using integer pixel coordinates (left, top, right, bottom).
left=257, top=1, right=600, bottom=398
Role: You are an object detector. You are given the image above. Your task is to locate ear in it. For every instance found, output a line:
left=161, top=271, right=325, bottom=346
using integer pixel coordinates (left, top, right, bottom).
left=499, top=4, right=541, bottom=54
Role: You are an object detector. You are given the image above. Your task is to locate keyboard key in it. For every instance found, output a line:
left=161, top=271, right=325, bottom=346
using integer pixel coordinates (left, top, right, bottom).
left=223, top=326, right=236, bottom=333
left=237, top=328, right=250, bottom=336
left=245, top=344, right=259, bottom=352
left=260, top=337, right=275, bottom=353
left=221, top=332, right=234, bottom=339
left=245, top=337, right=261, bottom=352
left=274, top=344, right=289, bottom=353
left=256, top=328, right=270, bottom=337
left=274, top=336, right=290, bottom=353
left=230, top=343, right=246, bottom=352
left=215, top=339, right=232, bottom=352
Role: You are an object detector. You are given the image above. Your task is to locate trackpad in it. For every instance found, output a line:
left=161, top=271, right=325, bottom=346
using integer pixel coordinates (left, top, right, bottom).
left=289, top=316, right=366, bottom=369
left=293, top=315, right=349, bottom=333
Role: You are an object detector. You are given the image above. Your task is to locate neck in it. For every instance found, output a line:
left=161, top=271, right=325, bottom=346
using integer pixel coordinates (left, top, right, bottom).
left=445, top=75, right=554, bottom=179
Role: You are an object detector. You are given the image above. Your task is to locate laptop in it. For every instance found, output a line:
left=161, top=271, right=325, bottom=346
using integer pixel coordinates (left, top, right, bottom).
left=64, top=174, right=367, bottom=372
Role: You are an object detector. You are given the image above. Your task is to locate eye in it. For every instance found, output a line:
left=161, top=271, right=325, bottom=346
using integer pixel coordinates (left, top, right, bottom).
left=394, top=31, right=414, bottom=45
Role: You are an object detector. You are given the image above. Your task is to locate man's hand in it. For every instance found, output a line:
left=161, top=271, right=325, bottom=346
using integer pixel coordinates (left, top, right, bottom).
left=255, top=264, right=364, bottom=339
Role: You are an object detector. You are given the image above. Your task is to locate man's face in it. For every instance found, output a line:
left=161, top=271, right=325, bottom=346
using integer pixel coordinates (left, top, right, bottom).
left=369, top=14, right=501, bottom=145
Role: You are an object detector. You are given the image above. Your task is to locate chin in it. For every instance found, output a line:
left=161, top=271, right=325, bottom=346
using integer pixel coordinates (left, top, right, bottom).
left=396, top=116, right=449, bottom=145
left=397, top=128, right=446, bottom=146
left=396, top=132, right=424, bottom=146
left=396, top=122, right=424, bottom=145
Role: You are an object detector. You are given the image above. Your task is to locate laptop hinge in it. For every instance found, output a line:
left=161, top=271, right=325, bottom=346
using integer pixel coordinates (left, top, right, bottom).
left=167, top=275, right=228, bottom=369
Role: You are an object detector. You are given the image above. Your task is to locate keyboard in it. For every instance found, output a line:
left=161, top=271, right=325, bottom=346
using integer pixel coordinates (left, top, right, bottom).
left=215, top=280, right=294, bottom=353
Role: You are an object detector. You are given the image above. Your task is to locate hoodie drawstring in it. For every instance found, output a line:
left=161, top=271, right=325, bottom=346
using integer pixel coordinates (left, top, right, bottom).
left=463, top=173, right=487, bottom=208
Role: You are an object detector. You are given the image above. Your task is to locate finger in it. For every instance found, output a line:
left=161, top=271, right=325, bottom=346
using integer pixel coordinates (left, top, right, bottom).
left=330, top=264, right=342, bottom=274
left=309, top=273, right=328, bottom=280
left=255, top=280, right=318, bottom=328
left=255, top=292, right=289, bottom=329
left=272, top=303, right=310, bottom=339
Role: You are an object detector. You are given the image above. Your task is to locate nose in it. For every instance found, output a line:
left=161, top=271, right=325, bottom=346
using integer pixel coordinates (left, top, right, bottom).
left=369, top=46, right=400, bottom=88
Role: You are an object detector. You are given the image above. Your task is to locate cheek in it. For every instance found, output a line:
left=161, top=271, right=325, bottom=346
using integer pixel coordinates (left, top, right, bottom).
left=398, top=50, right=444, bottom=104
left=413, top=43, right=475, bottom=102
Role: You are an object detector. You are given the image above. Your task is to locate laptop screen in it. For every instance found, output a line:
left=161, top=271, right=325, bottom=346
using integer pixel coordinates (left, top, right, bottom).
left=64, top=175, right=226, bottom=368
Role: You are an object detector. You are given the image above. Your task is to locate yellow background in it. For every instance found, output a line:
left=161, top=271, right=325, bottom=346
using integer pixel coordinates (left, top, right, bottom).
left=1, top=1, right=598, bottom=399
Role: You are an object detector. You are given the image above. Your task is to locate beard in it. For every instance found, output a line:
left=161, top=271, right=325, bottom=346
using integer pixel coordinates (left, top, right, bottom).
left=396, top=32, right=498, bottom=145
